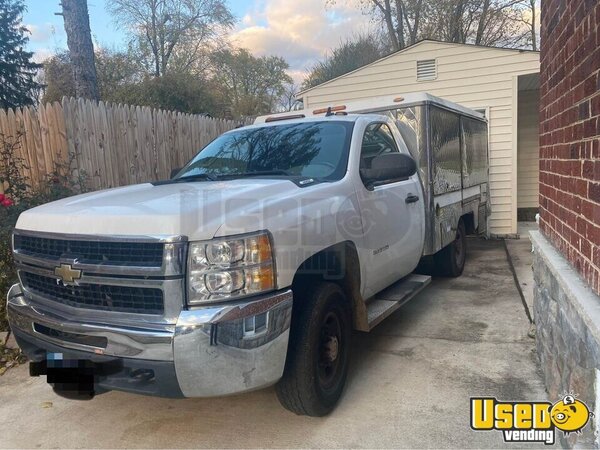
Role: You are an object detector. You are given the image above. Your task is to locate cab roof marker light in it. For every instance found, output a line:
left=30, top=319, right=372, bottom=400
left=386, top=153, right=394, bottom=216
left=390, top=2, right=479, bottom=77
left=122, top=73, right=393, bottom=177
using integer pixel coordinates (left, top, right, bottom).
left=265, top=114, right=306, bottom=123
left=394, top=97, right=405, bottom=103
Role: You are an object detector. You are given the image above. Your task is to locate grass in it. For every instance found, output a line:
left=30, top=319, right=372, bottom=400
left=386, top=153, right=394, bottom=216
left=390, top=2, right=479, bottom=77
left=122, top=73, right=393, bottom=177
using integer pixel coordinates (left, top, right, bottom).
left=0, top=341, right=26, bottom=375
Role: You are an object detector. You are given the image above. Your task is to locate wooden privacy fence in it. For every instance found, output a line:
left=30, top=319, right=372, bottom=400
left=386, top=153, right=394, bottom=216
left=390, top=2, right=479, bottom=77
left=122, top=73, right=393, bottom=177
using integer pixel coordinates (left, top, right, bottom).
left=0, top=98, right=249, bottom=192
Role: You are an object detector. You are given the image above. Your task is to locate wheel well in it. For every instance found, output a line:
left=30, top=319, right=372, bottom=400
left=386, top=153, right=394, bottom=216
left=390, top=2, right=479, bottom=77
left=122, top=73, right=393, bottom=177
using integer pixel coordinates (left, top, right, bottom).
left=292, top=242, right=366, bottom=330
left=462, top=212, right=476, bottom=235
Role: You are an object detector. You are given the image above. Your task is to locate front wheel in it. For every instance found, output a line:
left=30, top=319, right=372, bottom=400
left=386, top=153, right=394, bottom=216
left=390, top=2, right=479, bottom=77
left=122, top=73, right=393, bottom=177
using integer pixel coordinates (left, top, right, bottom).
left=435, top=219, right=467, bottom=277
left=276, top=282, right=351, bottom=416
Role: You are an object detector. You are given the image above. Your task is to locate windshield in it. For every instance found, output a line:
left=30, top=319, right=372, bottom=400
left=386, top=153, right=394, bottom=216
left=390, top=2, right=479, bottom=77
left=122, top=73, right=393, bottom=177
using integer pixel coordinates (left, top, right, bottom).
left=175, top=121, right=354, bottom=182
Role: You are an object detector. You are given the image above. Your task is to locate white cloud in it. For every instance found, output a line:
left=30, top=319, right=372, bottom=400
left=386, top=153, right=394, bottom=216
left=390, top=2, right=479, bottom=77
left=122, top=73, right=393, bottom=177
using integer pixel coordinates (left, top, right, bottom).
left=286, top=69, right=309, bottom=85
left=241, top=14, right=255, bottom=26
left=229, top=0, right=373, bottom=79
left=25, top=23, right=60, bottom=44
left=32, top=48, right=55, bottom=63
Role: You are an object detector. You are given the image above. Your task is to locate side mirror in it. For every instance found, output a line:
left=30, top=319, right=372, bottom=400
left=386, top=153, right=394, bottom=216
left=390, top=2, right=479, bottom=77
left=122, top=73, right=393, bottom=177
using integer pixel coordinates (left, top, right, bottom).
left=170, top=167, right=182, bottom=179
left=360, top=153, right=417, bottom=188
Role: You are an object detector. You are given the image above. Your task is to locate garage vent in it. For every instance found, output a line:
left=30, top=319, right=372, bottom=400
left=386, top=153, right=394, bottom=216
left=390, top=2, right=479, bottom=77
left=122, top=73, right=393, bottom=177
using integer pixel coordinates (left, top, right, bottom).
left=417, top=59, right=437, bottom=81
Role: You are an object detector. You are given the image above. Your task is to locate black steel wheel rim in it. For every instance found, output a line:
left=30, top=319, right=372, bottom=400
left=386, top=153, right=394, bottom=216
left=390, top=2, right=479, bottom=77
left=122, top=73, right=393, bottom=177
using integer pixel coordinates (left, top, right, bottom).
left=454, top=226, right=465, bottom=267
left=317, top=310, right=343, bottom=392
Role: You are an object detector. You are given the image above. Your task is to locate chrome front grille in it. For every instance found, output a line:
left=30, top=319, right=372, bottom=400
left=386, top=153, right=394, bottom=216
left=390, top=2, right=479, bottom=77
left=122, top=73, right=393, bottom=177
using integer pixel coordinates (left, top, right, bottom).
left=21, top=272, right=164, bottom=315
left=12, top=230, right=187, bottom=317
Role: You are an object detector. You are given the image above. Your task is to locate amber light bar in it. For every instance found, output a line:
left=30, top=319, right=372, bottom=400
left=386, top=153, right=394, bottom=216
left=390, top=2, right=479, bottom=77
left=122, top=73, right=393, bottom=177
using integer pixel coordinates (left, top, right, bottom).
left=313, top=105, right=347, bottom=115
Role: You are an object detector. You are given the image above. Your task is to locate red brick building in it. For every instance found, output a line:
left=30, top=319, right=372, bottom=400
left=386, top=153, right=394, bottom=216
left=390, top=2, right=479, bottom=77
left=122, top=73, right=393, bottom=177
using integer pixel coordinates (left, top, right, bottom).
left=533, top=0, right=600, bottom=447
left=539, top=0, right=600, bottom=293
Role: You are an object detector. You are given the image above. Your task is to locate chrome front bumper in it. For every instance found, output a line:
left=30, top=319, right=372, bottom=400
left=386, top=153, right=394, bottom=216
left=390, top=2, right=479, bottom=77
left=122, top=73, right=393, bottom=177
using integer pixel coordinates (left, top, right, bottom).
left=6, top=284, right=293, bottom=397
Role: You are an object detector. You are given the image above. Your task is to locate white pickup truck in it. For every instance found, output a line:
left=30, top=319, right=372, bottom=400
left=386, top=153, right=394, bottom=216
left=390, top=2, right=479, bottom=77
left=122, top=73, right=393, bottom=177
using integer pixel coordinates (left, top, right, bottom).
left=7, top=93, right=488, bottom=416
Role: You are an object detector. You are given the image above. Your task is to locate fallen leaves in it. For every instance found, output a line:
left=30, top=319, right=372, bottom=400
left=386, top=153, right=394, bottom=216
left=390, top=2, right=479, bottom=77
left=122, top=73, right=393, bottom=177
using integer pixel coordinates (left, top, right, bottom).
left=0, top=338, right=27, bottom=375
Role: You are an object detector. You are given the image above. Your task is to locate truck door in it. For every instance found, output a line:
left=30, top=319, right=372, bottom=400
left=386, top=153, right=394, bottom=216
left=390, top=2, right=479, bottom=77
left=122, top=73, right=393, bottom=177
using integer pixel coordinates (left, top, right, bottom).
left=355, top=122, right=425, bottom=298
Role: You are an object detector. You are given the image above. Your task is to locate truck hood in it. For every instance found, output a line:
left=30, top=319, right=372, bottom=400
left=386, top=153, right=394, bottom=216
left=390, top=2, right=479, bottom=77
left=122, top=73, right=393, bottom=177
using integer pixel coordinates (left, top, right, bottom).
left=16, top=179, right=302, bottom=240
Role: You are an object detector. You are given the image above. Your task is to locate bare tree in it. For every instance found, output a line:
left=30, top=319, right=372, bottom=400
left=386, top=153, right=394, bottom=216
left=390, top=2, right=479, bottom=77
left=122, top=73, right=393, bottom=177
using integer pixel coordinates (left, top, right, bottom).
left=333, top=0, right=536, bottom=51
left=470, top=0, right=533, bottom=47
left=447, top=0, right=468, bottom=42
left=107, top=0, right=234, bottom=77
left=378, top=0, right=401, bottom=50
left=475, top=0, right=491, bottom=44
left=528, top=0, right=537, bottom=50
left=403, top=0, right=425, bottom=45
left=516, top=0, right=538, bottom=50
left=59, top=0, right=99, bottom=100
left=279, top=82, right=302, bottom=112
left=353, top=0, right=403, bottom=51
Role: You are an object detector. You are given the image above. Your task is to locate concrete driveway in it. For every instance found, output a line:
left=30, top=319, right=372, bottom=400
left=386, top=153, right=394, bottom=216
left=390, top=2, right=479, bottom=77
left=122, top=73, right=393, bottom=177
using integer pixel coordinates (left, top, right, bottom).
left=0, top=239, right=549, bottom=449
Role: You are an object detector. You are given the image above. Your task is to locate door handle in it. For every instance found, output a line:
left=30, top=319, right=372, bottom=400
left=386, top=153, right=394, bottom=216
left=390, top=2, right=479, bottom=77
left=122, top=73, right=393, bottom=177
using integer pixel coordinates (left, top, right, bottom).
left=405, top=194, right=420, bottom=204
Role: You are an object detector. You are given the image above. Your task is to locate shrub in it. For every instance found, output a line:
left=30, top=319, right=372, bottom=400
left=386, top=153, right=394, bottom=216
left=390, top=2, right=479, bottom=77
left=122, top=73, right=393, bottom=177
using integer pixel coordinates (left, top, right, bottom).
left=0, top=131, right=88, bottom=332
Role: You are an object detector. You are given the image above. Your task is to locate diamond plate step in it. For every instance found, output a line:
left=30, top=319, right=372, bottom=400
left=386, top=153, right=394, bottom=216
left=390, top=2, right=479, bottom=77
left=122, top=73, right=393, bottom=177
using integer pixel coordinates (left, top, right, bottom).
left=366, top=274, right=431, bottom=330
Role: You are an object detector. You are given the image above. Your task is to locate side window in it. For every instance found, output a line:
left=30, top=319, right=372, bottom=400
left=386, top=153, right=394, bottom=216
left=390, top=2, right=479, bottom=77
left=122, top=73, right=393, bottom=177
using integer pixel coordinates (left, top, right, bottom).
left=360, top=123, right=400, bottom=169
left=430, top=106, right=461, bottom=195
left=461, top=117, right=489, bottom=188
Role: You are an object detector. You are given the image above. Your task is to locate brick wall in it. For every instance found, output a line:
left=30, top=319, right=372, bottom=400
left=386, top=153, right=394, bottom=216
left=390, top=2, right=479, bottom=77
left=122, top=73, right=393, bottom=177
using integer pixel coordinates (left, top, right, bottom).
left=539, top=0, right=600, bottom=295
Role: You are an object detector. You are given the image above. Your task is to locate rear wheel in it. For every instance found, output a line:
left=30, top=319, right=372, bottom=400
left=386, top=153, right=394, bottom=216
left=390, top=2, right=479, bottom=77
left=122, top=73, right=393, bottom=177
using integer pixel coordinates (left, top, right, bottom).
left=435, top=219, right=467, bottom=277
left=276, top=282, right=351, bottom=416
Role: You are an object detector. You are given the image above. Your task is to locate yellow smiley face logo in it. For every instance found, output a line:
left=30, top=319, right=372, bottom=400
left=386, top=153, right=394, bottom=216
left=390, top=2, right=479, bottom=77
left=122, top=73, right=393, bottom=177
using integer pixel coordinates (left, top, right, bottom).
left=550, top=396, right=591, bottom=434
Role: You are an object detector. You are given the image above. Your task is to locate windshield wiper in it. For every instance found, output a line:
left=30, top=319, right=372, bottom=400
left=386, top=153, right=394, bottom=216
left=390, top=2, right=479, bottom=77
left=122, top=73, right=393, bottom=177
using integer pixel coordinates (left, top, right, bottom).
left=216, top=170, right=292, bottom=179
left=177, top=173, right=218, bottom=182
left=154, top=170, right=298, bottom=186
left=152, top=173, right=217, bottom=186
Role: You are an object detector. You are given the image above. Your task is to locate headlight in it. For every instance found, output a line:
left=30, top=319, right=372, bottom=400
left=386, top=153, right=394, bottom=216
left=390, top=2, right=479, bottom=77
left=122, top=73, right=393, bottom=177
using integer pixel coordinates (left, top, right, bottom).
left=187, top=231, right=275, bottom=305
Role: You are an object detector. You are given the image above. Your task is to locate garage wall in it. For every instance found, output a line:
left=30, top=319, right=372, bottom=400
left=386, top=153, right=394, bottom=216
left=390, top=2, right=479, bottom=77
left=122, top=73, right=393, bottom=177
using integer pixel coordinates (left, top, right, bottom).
left=517, top=89, right=540, bottom=210
left=299, top=41, right=540, bottom=235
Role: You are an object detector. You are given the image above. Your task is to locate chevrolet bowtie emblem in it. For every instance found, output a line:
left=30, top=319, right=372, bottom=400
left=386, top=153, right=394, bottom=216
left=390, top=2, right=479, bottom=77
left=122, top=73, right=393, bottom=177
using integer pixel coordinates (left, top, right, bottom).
left=54, top=264, right=82, bottom=284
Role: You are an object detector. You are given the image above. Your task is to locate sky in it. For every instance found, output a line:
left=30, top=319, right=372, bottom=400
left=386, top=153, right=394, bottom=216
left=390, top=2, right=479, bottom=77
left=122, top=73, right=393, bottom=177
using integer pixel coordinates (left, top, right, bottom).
left=22, top=0, right=372, bottom=83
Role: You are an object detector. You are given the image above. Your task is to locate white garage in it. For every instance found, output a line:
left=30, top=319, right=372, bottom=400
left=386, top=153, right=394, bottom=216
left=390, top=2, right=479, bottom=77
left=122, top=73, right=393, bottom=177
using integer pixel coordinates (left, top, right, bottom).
left=297, top=40, right=540, bottom=237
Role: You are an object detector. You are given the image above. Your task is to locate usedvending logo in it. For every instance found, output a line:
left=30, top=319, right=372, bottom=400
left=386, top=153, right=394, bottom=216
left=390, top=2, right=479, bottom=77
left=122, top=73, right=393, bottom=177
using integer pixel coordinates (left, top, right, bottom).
left=471, top=395, right=592, bottom=445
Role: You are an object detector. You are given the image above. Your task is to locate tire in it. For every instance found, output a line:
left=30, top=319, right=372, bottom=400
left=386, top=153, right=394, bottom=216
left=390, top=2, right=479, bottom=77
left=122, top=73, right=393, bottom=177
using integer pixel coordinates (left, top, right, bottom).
left=276, top=282, right=351, bottom=416
left=434, top=219, right=467, bottom=277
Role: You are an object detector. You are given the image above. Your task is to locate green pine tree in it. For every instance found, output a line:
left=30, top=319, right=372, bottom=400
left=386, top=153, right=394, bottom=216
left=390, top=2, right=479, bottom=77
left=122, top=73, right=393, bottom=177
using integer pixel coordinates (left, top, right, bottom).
left=0, top=0, right=42, bottom=109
